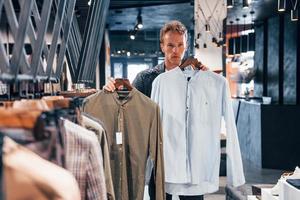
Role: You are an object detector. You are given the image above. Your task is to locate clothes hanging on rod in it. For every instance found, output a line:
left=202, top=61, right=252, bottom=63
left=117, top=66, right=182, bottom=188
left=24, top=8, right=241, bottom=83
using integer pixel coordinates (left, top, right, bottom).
left=3, top=137, right=80, bottom=200
left=0, top=97, right=109, bottom=200
left=81, top=113, right=115, bottom=200
left=63, top=119, right=107, bottom=200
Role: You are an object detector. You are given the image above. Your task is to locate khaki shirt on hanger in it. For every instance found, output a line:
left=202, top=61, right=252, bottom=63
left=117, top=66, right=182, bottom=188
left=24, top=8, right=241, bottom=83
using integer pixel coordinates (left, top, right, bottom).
left=83, top=88, right=165, bottom=200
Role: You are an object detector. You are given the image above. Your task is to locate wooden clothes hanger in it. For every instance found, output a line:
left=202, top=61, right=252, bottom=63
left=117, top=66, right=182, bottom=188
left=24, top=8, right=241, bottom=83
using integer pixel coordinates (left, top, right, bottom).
left=0, top=108, right=42, bottom=129
left=179, top=56, right=204, bottom=70
left=114, top=78, right=133, bottom=91
left=12, top=100, right=50, bottom=111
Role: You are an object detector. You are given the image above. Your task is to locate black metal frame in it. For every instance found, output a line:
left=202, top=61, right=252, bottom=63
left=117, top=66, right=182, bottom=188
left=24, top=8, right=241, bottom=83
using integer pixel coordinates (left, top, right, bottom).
left=0, top=0, right=109, bottom=86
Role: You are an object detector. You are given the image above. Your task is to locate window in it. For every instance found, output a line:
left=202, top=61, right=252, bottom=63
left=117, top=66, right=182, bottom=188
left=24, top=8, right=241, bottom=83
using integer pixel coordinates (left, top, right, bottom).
left=127, top=63, right=149, bottom=83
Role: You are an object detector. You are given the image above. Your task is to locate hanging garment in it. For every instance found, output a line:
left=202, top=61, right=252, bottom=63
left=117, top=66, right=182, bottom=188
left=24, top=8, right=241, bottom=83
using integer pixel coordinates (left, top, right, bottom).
left=81, top=113, right=115, bottom=200
left=151, top=67, right=245, bottom=195
left=0, top=134, right=3, bottom=200
left=83, top=88, right=165, bottom=200
left=3, top=137, right=80, bottom=200
left=63, top=119, right=107, bottom=200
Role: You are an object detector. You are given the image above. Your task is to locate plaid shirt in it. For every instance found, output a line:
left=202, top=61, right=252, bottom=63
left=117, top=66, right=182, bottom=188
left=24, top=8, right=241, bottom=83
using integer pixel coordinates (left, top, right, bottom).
left=63, top=119, right=107, bottom=200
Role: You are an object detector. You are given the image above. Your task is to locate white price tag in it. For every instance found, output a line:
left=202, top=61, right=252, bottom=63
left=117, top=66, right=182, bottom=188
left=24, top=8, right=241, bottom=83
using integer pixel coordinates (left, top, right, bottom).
left=116, top=132, right=122, bottom=145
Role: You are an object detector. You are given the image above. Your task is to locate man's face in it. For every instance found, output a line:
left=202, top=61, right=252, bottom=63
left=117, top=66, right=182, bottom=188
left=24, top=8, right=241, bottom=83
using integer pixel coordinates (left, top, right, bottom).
left=160, top=31, right=187, bottom=70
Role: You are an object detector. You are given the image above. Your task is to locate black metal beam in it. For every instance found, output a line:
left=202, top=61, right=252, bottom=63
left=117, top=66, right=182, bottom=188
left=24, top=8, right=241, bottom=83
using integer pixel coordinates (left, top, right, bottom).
left=9, top=0, right=33, bottom=79
left=0, top=0, right=10, bottom=76
left=4, top=0, right=32, bottom=75
left=32, top=0, right=53, bottom=78
left=55, top=0, right=77, bottom=78
left=46, top=0, right=67, bottom=79
left=76, top=0, right=110, bottom=82
left=109, top=0, right=191, bottom=9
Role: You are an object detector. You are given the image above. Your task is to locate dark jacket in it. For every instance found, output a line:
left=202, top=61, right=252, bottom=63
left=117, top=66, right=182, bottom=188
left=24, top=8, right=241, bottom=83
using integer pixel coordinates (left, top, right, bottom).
left=132, top=62, right=165, bottom=97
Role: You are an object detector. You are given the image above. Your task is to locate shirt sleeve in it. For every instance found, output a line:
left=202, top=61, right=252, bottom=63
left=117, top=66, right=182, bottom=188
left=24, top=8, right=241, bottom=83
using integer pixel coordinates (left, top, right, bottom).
left=149, top=104, right=165, bottom=200
left=222, top=79, right=246, bottom=187
left=150, top=76, right=160, bottom=103
left=132, top=71, right=145, bottom=92
left=86, top=135, right=107, bottom=200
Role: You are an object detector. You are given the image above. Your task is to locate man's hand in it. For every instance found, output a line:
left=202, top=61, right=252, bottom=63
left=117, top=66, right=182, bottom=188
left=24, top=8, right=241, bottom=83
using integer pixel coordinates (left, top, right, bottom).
left=103, top=77, right=116, bottom=92
left=180, top=57, right=209, bottom=71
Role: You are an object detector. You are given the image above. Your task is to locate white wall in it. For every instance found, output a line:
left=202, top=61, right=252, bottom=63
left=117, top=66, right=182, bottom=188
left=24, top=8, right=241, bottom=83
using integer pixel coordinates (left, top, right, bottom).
left=194, top=0, right=226, bottom=71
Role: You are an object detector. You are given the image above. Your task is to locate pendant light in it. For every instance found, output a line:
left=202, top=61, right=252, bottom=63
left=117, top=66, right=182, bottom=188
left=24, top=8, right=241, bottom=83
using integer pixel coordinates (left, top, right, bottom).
left=291, top=9, right=298, bottom=21
left=205, top=24, right=210, bottom=32
left=227, top=0, right=233, bottom=8
left=291, top=0, right=298, bottom=21
left=243, top=0, right=249, bottom=9
left=278, top=0, right=286, bottom=12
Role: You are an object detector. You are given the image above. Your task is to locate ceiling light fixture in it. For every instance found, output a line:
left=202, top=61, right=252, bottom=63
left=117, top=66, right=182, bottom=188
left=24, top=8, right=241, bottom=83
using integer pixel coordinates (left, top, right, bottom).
left=291, top=8, right=299, bottom=21
left=291, top=0, right=299, bottom=21
left=243, top=0, right=249, bottom=9
left=88, top=0, right=92, bottom=6
left=205, top=24, right=210, bottom=32
left=227, top=0, right=233, bottom=8
left=129, top=29, right=137, bottom=40
left=278, top=0, right=286, bottom=12
left=136, top=9, right=143, bottom=29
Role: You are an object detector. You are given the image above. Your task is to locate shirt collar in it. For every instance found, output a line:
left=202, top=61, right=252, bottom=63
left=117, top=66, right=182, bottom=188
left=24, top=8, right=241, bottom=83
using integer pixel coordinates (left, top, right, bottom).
left=111, top=87, right=137, bottom=106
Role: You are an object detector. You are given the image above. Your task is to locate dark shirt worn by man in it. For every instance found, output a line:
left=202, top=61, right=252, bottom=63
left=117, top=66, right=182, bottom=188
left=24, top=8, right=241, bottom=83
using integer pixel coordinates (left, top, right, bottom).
left=132, top=62, right=165, bottom=98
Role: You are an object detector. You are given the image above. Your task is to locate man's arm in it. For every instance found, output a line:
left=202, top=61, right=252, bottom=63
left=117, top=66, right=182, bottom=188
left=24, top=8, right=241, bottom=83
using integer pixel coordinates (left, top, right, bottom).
left=132, top=72, right=145, bottom=92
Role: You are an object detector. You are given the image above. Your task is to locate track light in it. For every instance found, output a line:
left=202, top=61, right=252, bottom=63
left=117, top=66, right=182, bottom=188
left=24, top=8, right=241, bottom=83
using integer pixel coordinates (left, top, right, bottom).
left=227, top=0, right=233, bottom=8
left=291, top=9, right=298, bottom=21
left=243, top=0, right=249, bottom=9
left=129, top=30, right=137, bottom=40
left=137, top=15, right=143, bottom=29
left=278, top=0, right=286, bottom=12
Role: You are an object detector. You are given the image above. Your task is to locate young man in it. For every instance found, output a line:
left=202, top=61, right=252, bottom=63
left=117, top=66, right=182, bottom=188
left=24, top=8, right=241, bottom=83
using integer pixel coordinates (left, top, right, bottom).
left=104, top=20, right=206, bottom=97
left=104, top=20, right=207, bottom=200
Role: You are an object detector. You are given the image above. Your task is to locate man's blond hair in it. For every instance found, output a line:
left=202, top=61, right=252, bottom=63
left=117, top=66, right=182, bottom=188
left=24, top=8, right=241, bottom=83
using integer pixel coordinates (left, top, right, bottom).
left=160, top=20, right=187, bottom=43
